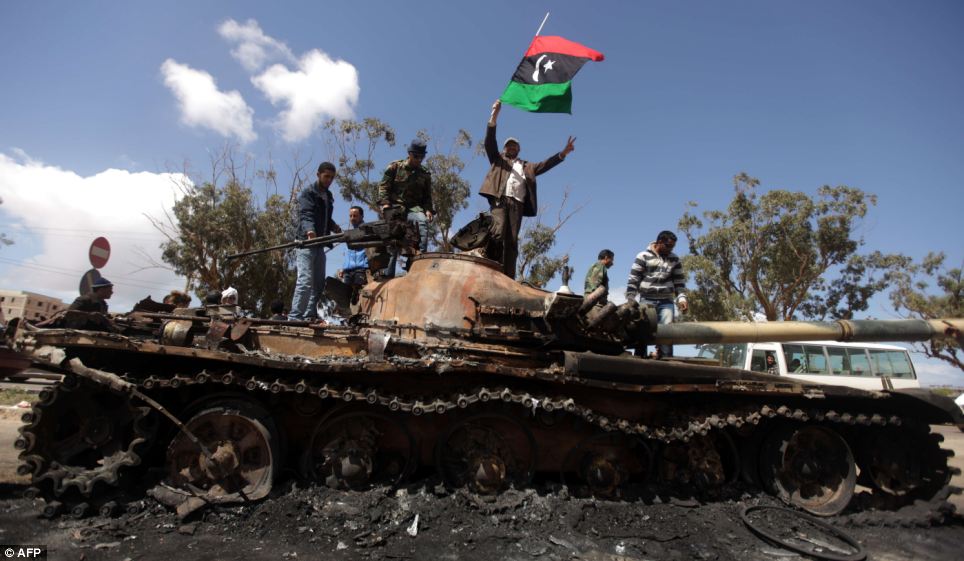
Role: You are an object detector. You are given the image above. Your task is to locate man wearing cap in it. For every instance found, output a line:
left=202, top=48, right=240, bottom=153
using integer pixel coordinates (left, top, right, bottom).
left=377, top=139, right=434, bottom=278
left=289, top=162, right=342, bottom=321
left=624, top=230, right=689, bottom=357
left=69, top=277, right=113, bottom=314
left=479, top=99, right=576, bottom=279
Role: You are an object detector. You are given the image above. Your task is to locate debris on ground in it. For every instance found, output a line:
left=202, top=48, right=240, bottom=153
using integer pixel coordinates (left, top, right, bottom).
left=0, top=480, right=962, bottom=560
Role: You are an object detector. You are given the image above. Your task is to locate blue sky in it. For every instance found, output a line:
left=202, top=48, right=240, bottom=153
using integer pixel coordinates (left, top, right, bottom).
left=1, top=1, right=961, bottom=384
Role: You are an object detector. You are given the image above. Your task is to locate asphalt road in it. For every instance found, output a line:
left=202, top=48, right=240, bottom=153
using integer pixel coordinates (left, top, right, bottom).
left=934, top=424, right=964, bottom=513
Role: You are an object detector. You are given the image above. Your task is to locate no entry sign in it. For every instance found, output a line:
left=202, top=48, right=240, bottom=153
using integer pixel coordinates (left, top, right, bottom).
left=89, top=237, right=111, bottom=269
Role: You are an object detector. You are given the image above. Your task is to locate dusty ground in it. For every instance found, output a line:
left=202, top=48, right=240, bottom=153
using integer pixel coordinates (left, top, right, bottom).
left=1, top=386, right=963, bottom=561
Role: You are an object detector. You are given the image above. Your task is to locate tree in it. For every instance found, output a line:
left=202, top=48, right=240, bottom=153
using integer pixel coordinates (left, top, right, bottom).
left=678, top=173, right=903, bottom=321
left=889, top=253, right=962, bottom=371
left=517, top=188, right=584, bottom=288
left=324, top=118, right=396, bottom=212
left=420, top=129, right=473, bottom=252
left=147, top=146, right=301, bottom=315
left=324, top=118, right=474, bottom=252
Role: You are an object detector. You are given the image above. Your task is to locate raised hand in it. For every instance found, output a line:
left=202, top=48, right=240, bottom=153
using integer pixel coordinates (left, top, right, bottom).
left=561, top=136, right=576, bottom=156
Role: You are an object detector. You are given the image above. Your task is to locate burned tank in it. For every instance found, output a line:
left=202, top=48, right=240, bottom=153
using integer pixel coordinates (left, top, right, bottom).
left=7, top=217, right=964, bottom=519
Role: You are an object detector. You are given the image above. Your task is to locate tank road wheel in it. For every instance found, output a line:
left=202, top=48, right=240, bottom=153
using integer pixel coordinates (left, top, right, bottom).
left=656, top=431, right=739, bottom=491
left=16, top=376, right=154, bottom=501
left=760, top=424, right=856, bottom=516
left=163, top=400, right=279, bottom=511
left=561, top=433, right=654, bottom=498
left=304, top=411, right=416, bottom=491
left=857, top=425, right=952, bottom=505
left=435, top=412, right=537, bottom=494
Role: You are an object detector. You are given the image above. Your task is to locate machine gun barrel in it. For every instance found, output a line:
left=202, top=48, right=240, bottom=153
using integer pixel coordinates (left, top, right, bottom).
left=226, top=232, right=344, bottom=260
left=225, top=214, right=414, bottom=261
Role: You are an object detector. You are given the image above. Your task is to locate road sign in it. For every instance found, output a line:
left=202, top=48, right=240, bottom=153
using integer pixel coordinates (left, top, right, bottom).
left=89, top=237, right=111, bottom=269
left=79, top=268, right=103, bottom=296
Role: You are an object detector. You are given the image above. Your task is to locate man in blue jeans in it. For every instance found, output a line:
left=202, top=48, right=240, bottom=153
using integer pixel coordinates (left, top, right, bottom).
left=288, top=162, right=342, bottom=321
left=624, top=230, right=689, bottom=357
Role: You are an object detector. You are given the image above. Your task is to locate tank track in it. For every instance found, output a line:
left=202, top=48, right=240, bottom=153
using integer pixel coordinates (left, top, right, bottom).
left=17, top=366, right=959, bottom=518
left=15, top=376, right=155, bottom=517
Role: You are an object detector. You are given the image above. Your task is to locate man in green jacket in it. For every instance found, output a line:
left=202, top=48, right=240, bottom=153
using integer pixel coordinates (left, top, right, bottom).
left=378, top=139, right=434, bottom=277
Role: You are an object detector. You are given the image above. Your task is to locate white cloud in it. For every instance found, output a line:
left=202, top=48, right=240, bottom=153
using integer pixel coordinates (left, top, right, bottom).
left=0, top=150, right=191, bottom=311
left=218, top=18, right=295, bottom=72
left=160, top=59, right=257, bottom=143
left=252, top=49, right=359, bottom=143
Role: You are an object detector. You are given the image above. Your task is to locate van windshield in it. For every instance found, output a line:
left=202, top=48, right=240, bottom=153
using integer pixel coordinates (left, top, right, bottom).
left=696, top=344, right=747, bottom=369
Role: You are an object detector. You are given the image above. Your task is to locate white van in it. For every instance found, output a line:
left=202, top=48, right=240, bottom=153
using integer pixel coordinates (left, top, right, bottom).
left=696, top=340, right=920, bottom=391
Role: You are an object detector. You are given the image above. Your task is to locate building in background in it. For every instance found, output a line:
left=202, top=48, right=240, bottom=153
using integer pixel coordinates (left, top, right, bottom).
left=0, top=290, right=66, bottom=322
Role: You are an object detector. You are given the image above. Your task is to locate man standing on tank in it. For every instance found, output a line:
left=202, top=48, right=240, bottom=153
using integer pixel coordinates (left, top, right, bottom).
left=288, top=162, right=342, bottom=321
left=479, top=99, right=576, bottom=279
left=377, top=139, right=434, bottom=278
left=625, top=230, right=688, bottom=357
left=584, top=249, right=614, bottom=296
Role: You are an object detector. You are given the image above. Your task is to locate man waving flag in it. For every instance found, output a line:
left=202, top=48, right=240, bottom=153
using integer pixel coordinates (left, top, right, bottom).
left=500, top=35, right=605, bottom=114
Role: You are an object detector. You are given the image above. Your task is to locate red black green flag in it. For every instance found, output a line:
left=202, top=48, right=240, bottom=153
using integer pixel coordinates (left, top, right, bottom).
left=500, top=36, right=605, bottom=114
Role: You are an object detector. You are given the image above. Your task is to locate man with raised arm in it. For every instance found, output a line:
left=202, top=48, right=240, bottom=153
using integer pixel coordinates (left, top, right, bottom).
left=478, top=100, right=575, bottom=279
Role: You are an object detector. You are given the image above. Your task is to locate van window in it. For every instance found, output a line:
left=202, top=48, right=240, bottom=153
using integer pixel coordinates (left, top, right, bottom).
left=884, top=351, right=914, bottom=378
left=848, top=349, right=871, bottom=377
left=750, top=350, right=768, bottom=373
left=697, top=344, right=746, bottom=369
left=826, top=346, right=849, bottom=375
left=869, top=349, right=893, bottom=376
left=802, top=344, right=828, bottom=374
left=783, top=344, right=807, bottom=373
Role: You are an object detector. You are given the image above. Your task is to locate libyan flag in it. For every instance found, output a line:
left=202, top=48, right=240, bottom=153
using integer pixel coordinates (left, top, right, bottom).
left=500, top=35, right=605, bottom=114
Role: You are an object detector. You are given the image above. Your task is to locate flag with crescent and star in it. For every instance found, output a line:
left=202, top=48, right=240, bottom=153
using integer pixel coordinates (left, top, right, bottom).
left=500, top=35, right=604, bottom=114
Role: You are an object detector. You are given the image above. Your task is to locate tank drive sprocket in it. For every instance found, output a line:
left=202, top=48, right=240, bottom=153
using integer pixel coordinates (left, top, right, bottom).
left=16, top=374, right=156, bottom=505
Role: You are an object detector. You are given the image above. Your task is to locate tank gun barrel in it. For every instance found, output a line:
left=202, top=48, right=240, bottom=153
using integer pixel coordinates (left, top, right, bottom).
left=651, top=318, right=964, bottom=345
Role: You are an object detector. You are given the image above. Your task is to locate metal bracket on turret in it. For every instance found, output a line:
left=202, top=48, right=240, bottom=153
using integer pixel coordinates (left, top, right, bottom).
left=544, top=291, right=582, bottom=320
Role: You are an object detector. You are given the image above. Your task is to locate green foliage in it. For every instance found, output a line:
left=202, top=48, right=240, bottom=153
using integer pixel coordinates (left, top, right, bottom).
left=324, top=119, right=475, bottom=252
left=0, top=388, right=36, bottom=406
left=518, top=222, right=568, bottom=288
left=679, top=173, right=903, bottom=321
left=420, top=129, right=473, bottom=252
left=889, top=252, right=962, bottom=371
left=153, top=153, right=297, bottom=316
left=324, top=117, right=396, bottom=212
left=517, top=188, right=583, bottom=288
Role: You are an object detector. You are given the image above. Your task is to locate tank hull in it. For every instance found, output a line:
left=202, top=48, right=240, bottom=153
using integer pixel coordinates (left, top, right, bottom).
left=9, top=255, right=963, bottom=518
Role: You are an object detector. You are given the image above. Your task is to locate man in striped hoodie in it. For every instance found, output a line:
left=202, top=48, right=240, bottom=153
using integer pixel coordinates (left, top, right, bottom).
left=624, top=230, right=689, bottom=357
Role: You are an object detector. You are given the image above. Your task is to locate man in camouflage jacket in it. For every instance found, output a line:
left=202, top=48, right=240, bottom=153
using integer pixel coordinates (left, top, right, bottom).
left=378, top=139, right=434, bottom=277
left=584, top=249, right=614, bottom=296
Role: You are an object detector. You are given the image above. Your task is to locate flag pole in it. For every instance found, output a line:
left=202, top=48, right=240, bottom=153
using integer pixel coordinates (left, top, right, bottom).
left=534, top=12, right=550, bottom=36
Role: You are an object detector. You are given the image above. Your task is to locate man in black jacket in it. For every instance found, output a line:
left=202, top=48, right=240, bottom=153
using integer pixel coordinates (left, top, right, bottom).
left=288, top=162, right=342, bottom=321
left=69, top=277, right=113, bottom=314
left=477, top=100, right=575, bottom=278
